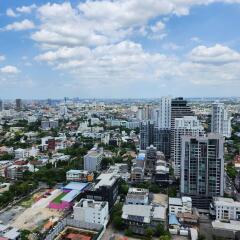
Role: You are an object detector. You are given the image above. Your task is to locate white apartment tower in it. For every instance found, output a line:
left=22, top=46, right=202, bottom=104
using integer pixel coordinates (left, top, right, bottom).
left=211, top=101, right=231, bottom=138
left=158, top=96, right=171, bottom=129
left=173, top=116, right=204, bottom=177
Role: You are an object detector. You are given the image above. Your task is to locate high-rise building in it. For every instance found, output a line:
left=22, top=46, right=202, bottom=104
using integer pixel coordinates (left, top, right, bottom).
left=154, top=96, right=172, bottom=159
left=171, top=97, right=194, bottom=129
left=173, top=116, right=204, bottom=177
left=0, top=99, right=3, bottom=111
left=154, top=128, right=171, bottom=159
left=15, top=99, right=22, bottom=111
left=140, top=121, right=154, bottom=150
left=181, top=134, right=224, bottom=209
left=170, top=97, right=195, bottom=160
left=158, top=96, right=171, bottom=129
left=211, top=101, right=232, bottom=138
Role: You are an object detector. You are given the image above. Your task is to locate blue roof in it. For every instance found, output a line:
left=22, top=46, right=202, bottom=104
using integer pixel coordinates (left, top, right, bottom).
left=137, top=153, right=145, bottom=161
left=62, top=182, right=89, bottom=191
left=169, top=214, right=180, bottom=225
left=61, top=190, right=80, bottom=202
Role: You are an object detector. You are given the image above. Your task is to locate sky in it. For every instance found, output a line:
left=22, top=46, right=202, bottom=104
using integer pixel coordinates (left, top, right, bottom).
left=1, top=0, right=240, bottom=99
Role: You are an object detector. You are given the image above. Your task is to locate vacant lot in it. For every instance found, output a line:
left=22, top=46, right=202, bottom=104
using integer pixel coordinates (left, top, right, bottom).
left=12, top=189, right=62, bottom=230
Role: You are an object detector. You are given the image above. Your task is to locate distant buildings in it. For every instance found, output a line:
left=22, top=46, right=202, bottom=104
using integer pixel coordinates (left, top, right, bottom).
left=73, top=199, right=109, bottom=227
left=181, top=134, right=225, bottom=209
left=0, top=99, right=3, bottom=111
left=41, top=119, right=59, bottom=130
left=83, top=145, right=103, bottom=172
left=15, top=98, right=22, bottom=111
left=211, top=101, right=232, bottom=138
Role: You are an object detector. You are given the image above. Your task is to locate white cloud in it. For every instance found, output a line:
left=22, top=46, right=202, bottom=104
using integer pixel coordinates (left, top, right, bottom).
left=0, top=66, right=20, bottom=74
left=16, top=4, right=37, bottom=14
left=35, top=46, right=92, bottom=62
left=151, top=21, right=165, bottom=33
left=6, top=8, right=18, bottom=17
left=4, top=19, right=35, bottom=31
left=0, top=55, right=5, bottom=61
left=28, top=0, right=240, bottom=92
left=162, top=43, right=181, bottom=50
left=188, top=44, right=240, bottom=64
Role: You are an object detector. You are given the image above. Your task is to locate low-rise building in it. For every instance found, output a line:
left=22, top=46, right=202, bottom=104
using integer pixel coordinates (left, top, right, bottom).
left=126, top=188, right=149, bottom=205
left=73, top=199, right=109, bottom=227
left=0, top=224, right=21, bottom=240
left=169, top=197, right=192, bottom=215
left=122, top=204, right=166, bottom=235
left=211, top=197, right=240, bottom=221
left=84, top=145, right=103, bottom=172
left=84, top=173, right=119, bottom=210
left=66, top=170, right=94, bottom=182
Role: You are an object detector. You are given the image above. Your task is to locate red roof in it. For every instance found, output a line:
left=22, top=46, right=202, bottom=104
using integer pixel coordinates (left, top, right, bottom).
left=65, top=233, right=91, bottom=240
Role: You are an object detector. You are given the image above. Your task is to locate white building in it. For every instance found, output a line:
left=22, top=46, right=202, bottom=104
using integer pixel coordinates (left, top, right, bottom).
left=158, top=96, right=171, bottom=129
left=14, top=148, right=26, bottom=159
left=212, top=197, right=240, bottom=221
left=173, top=116, right=204, bottom=177
left=211, top=102, right=232, bottom=138
left=84, top=145, right=103, bottom=171
left=169, top=197, right=192, bottom=215
left=66, top=169, right=93, bottom=182
left=126, top=188, right=149, bottom=205
left=73, top=199, right=109, bottom=227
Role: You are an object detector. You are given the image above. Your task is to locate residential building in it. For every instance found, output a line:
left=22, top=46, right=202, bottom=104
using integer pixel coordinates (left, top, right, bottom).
left=211, top=197, right=240, bottom=221
left=73, top=199, right=109, bottom=227
left=169, top=197, right=192, bottom=215
left=181, top=134, right=225, bottom=209
left=173, top=116, right=204, bottom=177
left=0, top=224, right=21, bottom=240
left=158, top=96, right=172, bottom=129
left=66, top=170, right=94, bottom=182
left=84, top=145, right=103, bottom=171
left=140, top=121, right=154, bottom=150
left=122, top=204, right=166, bottom=235
left=84, top=173, right=119, bottom=209
left=126, top=188, right=149, bottom=205
left=211, top=101, right=232, bottom=138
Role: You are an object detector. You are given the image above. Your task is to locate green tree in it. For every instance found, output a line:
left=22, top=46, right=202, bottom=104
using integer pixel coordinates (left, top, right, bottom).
left=159, top=235, right=171, bottom=240
left=145, top=227, right=154, bottom=240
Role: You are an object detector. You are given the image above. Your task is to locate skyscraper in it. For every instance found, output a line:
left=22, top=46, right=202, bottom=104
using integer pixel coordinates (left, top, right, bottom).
left=173, top=116, right=204, bottom=177
left=158, top=96, right=172, bottom=129
left=170, top=97, right=195, bottom=160
left=153, top=97, right=172, bottom=159
left=0, top=99, right=3, bottom=111
left=16, top=98, right=22, bottom=111
left=211, top=101, right=232, bottom=138
left=181, top=133, right=224, bottom=209
left=171, top=97, right=194, bottom=129
left=140, top=121, right=154, bottom=150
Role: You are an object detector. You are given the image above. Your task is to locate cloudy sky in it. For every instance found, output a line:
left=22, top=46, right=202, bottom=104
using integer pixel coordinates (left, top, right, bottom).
left=1, top=0, right=240, bottom=99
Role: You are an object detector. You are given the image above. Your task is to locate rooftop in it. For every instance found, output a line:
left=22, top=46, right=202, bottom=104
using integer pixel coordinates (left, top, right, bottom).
left=94, top=173, right=117, bottom=189
left=62, top=182, right=89, bottom=192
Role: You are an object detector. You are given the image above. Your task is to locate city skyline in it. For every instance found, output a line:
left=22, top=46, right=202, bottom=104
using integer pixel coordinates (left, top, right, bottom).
left=1, top=0, right=240, bottom=98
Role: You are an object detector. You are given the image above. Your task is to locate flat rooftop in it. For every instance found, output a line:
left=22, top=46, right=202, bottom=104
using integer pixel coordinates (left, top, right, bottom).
left=94, top=173, right=117, bottom=189
left=62, top=182, right=89, bottom=192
